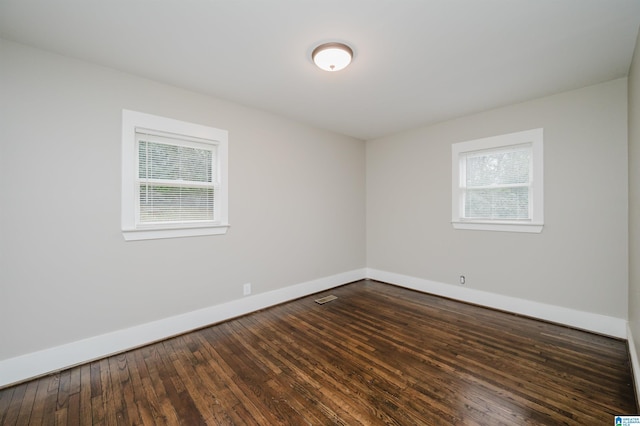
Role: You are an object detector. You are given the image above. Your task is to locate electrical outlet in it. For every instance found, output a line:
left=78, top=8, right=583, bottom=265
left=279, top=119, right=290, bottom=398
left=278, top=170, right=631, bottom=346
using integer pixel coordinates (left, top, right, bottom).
left=459, top=275, right=466, bottom=285
left=243, top=283, right=252, bottom=296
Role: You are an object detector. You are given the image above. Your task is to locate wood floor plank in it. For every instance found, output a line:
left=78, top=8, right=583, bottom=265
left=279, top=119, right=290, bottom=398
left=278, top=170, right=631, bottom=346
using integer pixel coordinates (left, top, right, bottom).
left=1, top=280, right=636, bottom=425
left=14, top=380, right=39, bottom=425
left=190, top=331, right=272, bottom=425
left=76, top=364, right=92, bottom=426
left=23, top=374, right=57, bottom=426
left=0, top=385, right=18, bottom=425
left=107, top=354, right=136, bottom=425
left=162, top=335, right=230, bottom=424
left=126, top=348, right=168, bottom=425
left=97, top=358, right=117, bottom=426
left=225, top=318, right=356, bottom=425
left=152, top=342, right=207, bottom=426
left=53, top=369, right=71, bottom=426
left=225, top=317, right=375, bottom=424
left=198, top=335, right=274, bottom=423
left=88, top=361, right=104, bottom=426
left=260, top=315, right=429, bottom=424
left=138, top=343, right=183, bottom=425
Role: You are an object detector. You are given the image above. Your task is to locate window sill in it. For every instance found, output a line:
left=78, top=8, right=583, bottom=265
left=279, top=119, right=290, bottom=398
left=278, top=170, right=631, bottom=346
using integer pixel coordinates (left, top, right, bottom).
left=452, top=221, right=543, bottom=233
left=122, top=224, right=230, bottom=241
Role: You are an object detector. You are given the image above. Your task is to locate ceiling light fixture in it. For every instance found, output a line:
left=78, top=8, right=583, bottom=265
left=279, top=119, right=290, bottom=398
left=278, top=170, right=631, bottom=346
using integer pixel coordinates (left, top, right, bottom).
left=312, top=42, right=353, bottom=72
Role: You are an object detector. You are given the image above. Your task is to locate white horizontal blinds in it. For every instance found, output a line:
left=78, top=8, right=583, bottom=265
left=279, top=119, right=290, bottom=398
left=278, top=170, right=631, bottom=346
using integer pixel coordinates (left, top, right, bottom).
left=137, top=132, right=218, bottom=224
left=463, top=144, right=531, bottom=220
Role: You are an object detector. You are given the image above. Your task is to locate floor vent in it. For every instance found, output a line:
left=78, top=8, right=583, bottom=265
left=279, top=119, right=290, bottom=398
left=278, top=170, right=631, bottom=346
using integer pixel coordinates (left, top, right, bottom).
left=315, top=295, right=338, bottom=304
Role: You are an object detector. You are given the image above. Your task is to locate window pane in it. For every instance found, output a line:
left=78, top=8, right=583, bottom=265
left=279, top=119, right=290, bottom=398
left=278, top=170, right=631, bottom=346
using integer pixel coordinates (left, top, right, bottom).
left=465, top=187, right=529, bottom=219
left=466, top=149, right=530, bottom=187
left=140, top=185, right=215, bottom=223
left=179, top=146, right=213, bottom=182
left=139, top=140, right=213, bottom=183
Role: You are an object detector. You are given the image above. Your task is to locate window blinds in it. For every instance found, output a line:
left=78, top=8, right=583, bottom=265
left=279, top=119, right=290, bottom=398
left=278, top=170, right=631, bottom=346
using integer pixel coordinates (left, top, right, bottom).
left=137, top=133, right=217, bottom=224
left=463, top=145, right=531, bottom=220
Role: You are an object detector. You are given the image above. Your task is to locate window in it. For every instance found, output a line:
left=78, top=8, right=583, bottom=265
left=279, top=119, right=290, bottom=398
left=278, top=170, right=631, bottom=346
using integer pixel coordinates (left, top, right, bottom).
left=451, top=128, right=543, bottom=233
left=122, top=110, right=229, bottom=241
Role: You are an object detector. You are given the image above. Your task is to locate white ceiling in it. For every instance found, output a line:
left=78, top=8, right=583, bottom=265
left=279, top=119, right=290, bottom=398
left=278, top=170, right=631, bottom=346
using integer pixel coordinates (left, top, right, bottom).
left=1, top=0, right=639, bottom=140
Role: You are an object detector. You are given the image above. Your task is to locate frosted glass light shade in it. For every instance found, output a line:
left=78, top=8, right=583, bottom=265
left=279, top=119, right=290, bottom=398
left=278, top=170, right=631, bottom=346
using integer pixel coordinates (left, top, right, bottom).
left=312, top=42, right=353, bottom=72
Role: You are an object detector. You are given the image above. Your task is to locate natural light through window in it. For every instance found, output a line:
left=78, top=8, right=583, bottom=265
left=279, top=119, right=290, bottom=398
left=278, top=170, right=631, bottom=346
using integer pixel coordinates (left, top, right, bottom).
left=452, top=129, right=543, bottom=233
left=137, top=134, right=216, bottom=224
left=122, top=110, right=229, bottom=241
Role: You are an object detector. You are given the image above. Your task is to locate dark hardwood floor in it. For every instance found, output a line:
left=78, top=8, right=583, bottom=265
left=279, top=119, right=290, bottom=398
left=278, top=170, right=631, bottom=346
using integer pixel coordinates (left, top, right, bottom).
left=0, top=280, right=637, bottom=425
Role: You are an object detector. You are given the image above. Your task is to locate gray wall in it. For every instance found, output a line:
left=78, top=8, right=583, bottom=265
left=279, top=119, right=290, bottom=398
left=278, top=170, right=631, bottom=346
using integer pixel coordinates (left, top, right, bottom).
left=0, top=40, right=366, bottom=360
left=629, top=29, right=640, bottom=362
left=367, top=78, right=629, bottom=318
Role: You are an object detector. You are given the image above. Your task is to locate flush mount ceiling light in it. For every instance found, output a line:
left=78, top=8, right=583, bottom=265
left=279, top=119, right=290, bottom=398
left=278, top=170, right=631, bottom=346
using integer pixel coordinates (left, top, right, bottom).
left=312, top=42, right=353, bottom=72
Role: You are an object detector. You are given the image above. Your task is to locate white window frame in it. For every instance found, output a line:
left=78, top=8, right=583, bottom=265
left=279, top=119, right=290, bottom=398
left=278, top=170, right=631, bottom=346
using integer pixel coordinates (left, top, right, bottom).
left=122, top=110, right=229, bottom=241
left=451, top=128, right=543, bottom=233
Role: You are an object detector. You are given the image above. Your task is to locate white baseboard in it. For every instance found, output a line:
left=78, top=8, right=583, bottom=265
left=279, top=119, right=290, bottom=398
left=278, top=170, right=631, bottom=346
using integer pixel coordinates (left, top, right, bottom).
left=366, top=268, right=627, bottom=338
left=0, top=268, right=366, bottom=388
left=1, top=267, right=628, bottom=388
left=627, top=324, right=640, bottom=408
